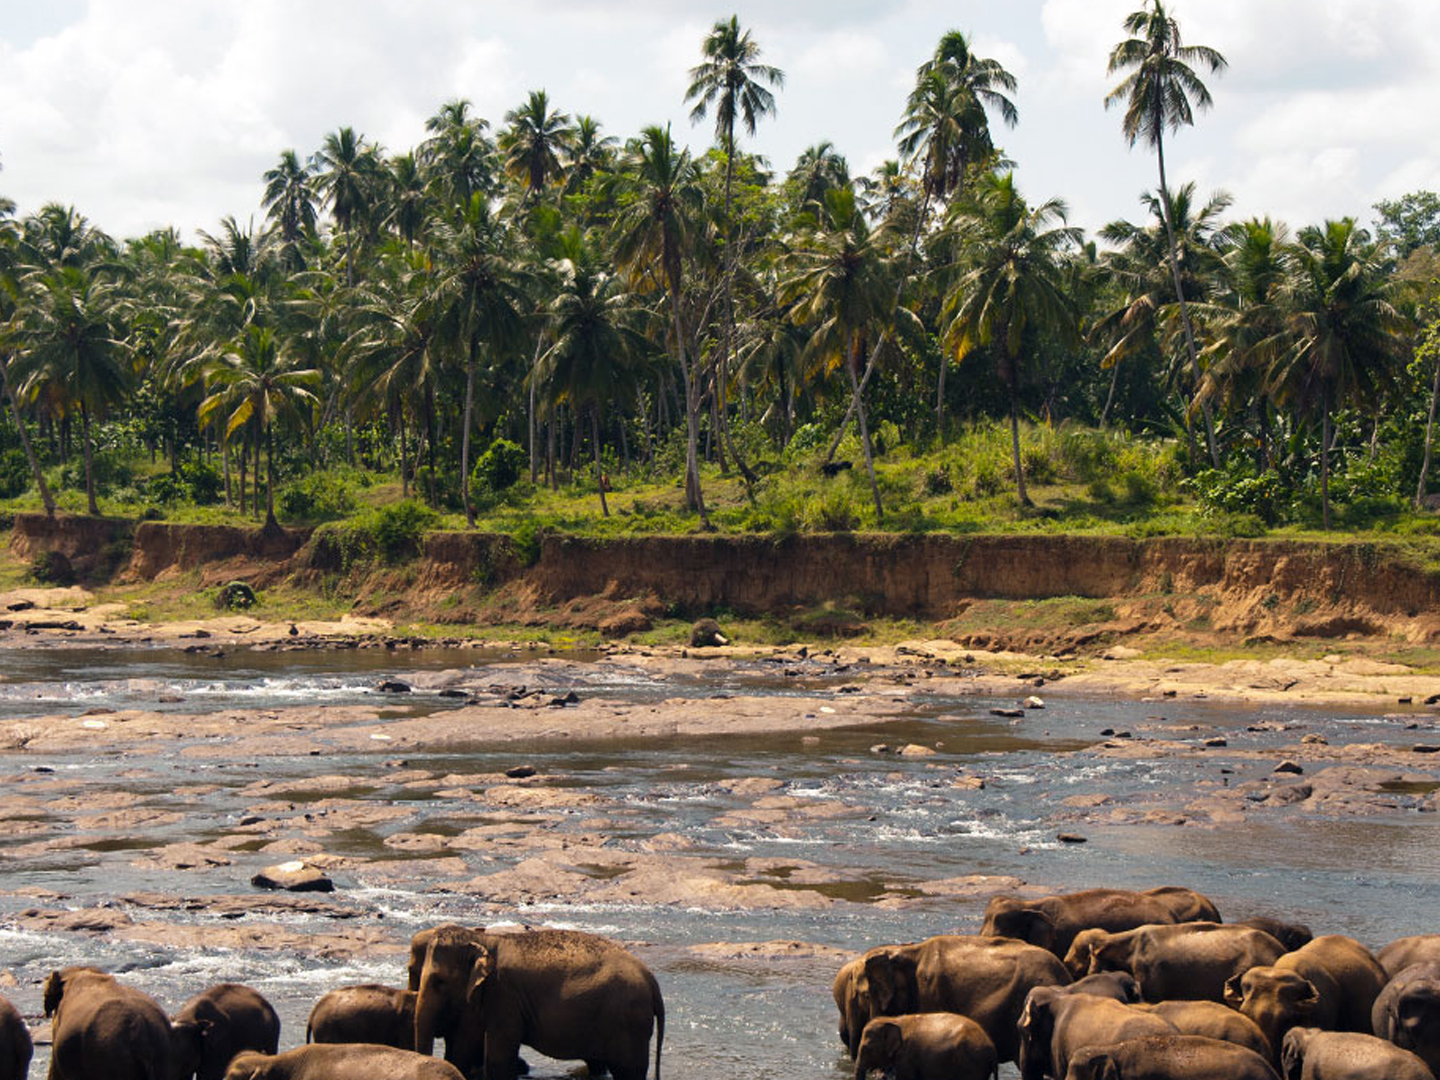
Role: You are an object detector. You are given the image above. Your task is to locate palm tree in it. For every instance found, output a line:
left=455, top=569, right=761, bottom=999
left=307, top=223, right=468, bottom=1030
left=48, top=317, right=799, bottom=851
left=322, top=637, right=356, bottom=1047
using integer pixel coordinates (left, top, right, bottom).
left=386, top=152, right=430, bottom=248
left=780, top=187, right=907, bottom=520
left=431, top=194, right=525, bottom=526
left=312, top=127, right=381, bottom=285
left=0, top=206, right=55, bottom=514
left=941, top=173, right=1080, bottom=506
left=1107, top=0, right=1227, bottom=465
left=535, top=232, right=650, bottom=517
left=500, top=91, right=575, bottom=202
left=897, top=30, right=1018, bottom=429
left=420, top=100, right=495, bottom=209
left=1260, top=219, right=1410, bottom=529
left=564, top=116, right=618, bottom=196
left=261, top=150, right=318, bottom=269
left=611, top=124, right=708, bottom=521
left=787, top=143, right=850, bottom=216
left=17, top=264, right=129, bottom=515
left=199, top=325, right=319, bottom=527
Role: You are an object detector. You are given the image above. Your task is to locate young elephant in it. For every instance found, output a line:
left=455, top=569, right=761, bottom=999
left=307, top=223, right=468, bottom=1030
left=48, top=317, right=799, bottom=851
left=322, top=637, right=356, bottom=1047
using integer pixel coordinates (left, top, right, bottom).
left=981, top=887, right=1221, bottom=957
left=307, top=985, right=416, bottom=1050
left=1280, top=1027, right=1435, bottom=1080
left=1061, top=974, right=1143, bottom=1003
left=853, top=1013, right=998, bottom=1080
left=1065, top=922, right=1286, bottom=1001
left=223, top=1044, right=464, bottom=1080
left=1018, top=985, right=1176, bottom=1080
left=1379, top=937, right=1440, bottom=980
left=173, top=983, right=281, bottom=1080
left=1063, top=1034, right=1281, bottom=1080
left=413, top=925, right=663, bottom=1080
left=1371, top=962, right=1440, bottom=1076
left=1136, top=1001, right=1271, bottom=1059
left=45, top=966, right=192, bottom=1080
left=1225, top=936, right=1389, bottom=1062
left=861, top=934, right=1071, bottom=1063
left=0, top=992, right=32, bottom=1080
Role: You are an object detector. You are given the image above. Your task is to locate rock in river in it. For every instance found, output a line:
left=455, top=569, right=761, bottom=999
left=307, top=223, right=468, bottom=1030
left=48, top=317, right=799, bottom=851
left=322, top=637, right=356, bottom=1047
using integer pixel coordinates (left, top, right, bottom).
left=251, top=860, right=334, bottom=893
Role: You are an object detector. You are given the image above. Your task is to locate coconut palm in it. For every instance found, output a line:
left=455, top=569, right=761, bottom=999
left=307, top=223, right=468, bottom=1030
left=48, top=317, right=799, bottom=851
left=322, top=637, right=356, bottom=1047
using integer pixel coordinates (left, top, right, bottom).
left=420, top=100, right=495, bottom=209
left=941, top=173, right=1080, bottom=505
left=564, top=116, right=618, bottom=197
left=1107, top=0, right=1227, bottom=465
left=1260, top=219, right=1410, bottom=529
left=611, top=124, right=708, bottom=521
left=261, top=149, right=319, bottom=269
left=386, top=152, right=430, bottom=248
left=16, top=264, right=129, bottom=515
left=787, top=143, right=850, bottom=216
left=312, top=126, right=382, bottom=285
left=500, top=90, right=575, bottom=202
left=0, top=207, right=55, bottom=514
left=199, top=324, right=320, bottom=527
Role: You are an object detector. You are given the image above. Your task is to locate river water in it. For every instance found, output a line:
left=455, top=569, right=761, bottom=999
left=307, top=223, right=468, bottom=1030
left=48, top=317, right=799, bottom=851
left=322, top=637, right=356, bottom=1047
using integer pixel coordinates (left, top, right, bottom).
left=1, top=646, right=1436, bottom=1079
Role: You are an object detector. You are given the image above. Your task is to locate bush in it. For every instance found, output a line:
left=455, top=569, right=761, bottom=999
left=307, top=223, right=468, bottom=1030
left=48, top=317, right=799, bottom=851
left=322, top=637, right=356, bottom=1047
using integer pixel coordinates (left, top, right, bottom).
left=802, top=489, right=860, bottom=531
left=145, top=473, right=186, bottom=505
left=216, top=581, right=256, bottom=610
left=279, top=472, right=357, bottom=522
left=181, top=460, right=224, bottom=505
left=30, top=550, right=74, bottom=585
left=0, top=449, right=30, bottom=499
left=371, top=500, right=437, bottom=563
left=512, top=519, right=545, bottom=567
left=60, top=451, right=132, bottom=497
left=473, top=438, right=526, bottom=495
left=921, top=466, right=953, bottom=496
left=1189, top=467, right=1285, bottom=525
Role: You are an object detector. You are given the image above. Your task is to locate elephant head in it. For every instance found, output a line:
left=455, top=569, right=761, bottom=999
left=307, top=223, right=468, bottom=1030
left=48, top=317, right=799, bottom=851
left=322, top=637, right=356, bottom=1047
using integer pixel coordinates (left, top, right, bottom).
left=414, top=926, right=487, bottom=1057
left=168, top=1016, right=213, bottom=1080
left=861, top=947, right=919, bottom=1018
left=1395, top=982, right=1440, bottom=1056
left=1064, top=1046, right=1122, bottom=1080
left=853, top=1017, right=903, bottom=1080
left=1225, top=967, right=1319, bottom=1058
left=1016, top=985, right=1061, bottom=1080
left=1068, top=972, right=1142, bottom=1003
left=221, top=1051, right=267, bottom=1080
left=1280, top=1026, right=1319, bottom=1080
left=1063, top=929, right=1113, bottom=980
left=43, top=966, right=106, bottom=1018
left=982, top=898, right=1057, bottom=952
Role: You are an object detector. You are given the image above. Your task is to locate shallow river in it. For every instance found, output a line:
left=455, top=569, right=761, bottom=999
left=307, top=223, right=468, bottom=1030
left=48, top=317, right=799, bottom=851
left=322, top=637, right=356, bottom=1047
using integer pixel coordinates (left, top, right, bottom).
left=1, top=646, right=1437, bottom=1079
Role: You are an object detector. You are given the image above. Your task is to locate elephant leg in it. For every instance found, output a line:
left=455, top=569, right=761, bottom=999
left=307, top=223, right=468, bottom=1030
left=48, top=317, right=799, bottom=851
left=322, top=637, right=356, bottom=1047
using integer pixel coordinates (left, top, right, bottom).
left=484, top=1038, right=523, bottom=1080
left=586, top=1061, right=609, bottom=1077
left=515, top=1055, right=530, bottom=1076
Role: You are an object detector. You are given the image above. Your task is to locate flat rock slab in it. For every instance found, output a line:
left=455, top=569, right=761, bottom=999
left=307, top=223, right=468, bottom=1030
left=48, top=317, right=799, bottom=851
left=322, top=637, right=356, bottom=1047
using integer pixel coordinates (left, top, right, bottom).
left=251, top=860, right=334, bottom=892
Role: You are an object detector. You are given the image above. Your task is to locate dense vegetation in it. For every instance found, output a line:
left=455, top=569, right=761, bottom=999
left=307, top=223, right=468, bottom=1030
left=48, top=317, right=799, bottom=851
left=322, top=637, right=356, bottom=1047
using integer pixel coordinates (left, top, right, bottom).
left=2, top=2, right=1438, bottom=543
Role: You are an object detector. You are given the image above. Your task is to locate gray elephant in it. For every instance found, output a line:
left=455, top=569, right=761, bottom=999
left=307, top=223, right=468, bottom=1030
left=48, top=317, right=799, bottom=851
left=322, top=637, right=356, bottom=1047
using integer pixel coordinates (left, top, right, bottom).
left=307, top=984, right=416, bottom=1050
left=1136, top=1001, right=1271, bottom=1059
left=1018, top=984, right=1176, bottom=1080
left=1280, top=1027, right=1435, bottom=1080
left=1066, top=922, right=1285, bottom=1001
left=224, top=1045, right=463, bottom=1080
left=853, top=1013, right=998, bottom=1080
left=173, top=983, right=281, bottom=1080
left=860, top=934, right=1071, bottom=1063
left=45, top=966, right=194, bottom=1080
left=1371, top=961, right=1440, bottom=1075
left=1380, top=937, right=1440, bottom=980
left=1225, top=935, right=1388, bottom=1063
left=413, top=925, right=663, bottom=1080
left=1063, top=1034, right=1281, bottom=1080
left=0, top=992, right=31, bottom=1080
left=981, top=887, right=1220, bottom=957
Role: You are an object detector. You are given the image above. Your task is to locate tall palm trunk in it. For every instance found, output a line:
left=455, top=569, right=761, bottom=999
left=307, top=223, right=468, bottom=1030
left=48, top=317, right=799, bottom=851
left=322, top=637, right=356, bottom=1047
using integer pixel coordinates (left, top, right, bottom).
left=0, top=356, right=55, bottom=516
left=1320, top=387, right=1332, bottom=531
left=460, top=337, right=478, bottom=527
left=265, top=423, right=278, bottom=529
left=1155, top=133, right=1219, bottom=467
left=1417, top=348, right=1440, bottom=509
left=591, top=409, right=609, bottom=518
left=670, top=282, right=708, bottom=524
left=399, top=408, right=409, bottom=498
left=1099, top=358, right=1122, bottom=430
left=1009, top=389, right=1031, bottom=507
left=527, top=335, right=543, bottom=484
left=80, top=403, right=99, bottom=516
left=847, top=335, right=883, bottom=522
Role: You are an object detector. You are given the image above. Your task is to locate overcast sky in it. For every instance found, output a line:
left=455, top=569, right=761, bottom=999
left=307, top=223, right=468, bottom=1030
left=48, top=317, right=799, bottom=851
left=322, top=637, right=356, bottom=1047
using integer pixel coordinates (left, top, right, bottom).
left=3, top=0, right=1437, bottom=243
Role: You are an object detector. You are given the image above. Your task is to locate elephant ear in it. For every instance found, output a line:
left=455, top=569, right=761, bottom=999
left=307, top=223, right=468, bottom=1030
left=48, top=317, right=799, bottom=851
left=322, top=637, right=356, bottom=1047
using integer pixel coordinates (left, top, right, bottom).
left=877, top=1020, right=903, bottom=1061
left=1223, top=973, right=1247, bottom=1010
left=42, top=970, right=65, bottom=1018
left=465, top=945, right=494, bottom=1005
left=1280, top=1029, right=1308, bottom=1080
left=1018, top=910, right=1057, bottom=951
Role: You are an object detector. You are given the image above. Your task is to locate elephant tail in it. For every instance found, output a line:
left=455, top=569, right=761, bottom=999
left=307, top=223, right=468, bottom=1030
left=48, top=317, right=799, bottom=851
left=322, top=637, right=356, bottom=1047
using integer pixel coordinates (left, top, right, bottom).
left=652, top=977, right=665, bottom=1080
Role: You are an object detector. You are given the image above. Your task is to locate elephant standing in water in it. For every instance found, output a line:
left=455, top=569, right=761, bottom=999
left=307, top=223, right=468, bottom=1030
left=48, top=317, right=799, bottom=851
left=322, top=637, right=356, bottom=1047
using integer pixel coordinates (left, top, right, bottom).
left=45, top=966, right=193, bottom=1080
left=224, top=1045, right=463, bottom=1080
left=981, top=887, right=1220, bottom=957
left=1017, top=985, right=1175, bottom=1080
left=853, top=1013, right=998, bottom=1080
left=1370, top=962, right=1440, bottom=1076
left=1066, top=922, right=1286, bottom=1001
left=412, top=925, right=664, bottom=1080
left=1063, top=1034, right=1281, bottom=1079
left=307, top=985, right=416, bottom=1050
left=173, top=983, right=281, bottom=1080
left=0, top=992, right=31, bottom=1080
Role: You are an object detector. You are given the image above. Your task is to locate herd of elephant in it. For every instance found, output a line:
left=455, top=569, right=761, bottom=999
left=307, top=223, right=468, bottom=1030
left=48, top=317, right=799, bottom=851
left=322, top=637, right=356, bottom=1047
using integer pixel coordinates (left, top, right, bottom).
left=834, top=886, right=1440, bottom=1080
left=0, top=924, right=663, bottom=1080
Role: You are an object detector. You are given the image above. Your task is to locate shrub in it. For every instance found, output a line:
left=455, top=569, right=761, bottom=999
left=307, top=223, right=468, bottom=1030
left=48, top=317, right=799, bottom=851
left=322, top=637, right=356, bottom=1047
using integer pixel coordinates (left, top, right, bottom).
left=921, top=466, right=953, bottom=496
left=216, top=581, right=256, bottom=610
left=146, top=473, right=186, bottom=505
left=60, top=451, right=132, bottom=497
left=1189, top=467, right=1285, bottom=525
left=371, top=500, right=437, bottom=563
left=0, top=449, right=30, bottom=499
left=511, top=519, right=545, bottom=567
left=473, top=438, right=526, bottom=494
left=30, top=550, right=74, bottom=585
left=803, top=489, right=860, bottom=531
left=279, top=472, right=357, bottom=522
left=181, top=460, right=224, bottom=505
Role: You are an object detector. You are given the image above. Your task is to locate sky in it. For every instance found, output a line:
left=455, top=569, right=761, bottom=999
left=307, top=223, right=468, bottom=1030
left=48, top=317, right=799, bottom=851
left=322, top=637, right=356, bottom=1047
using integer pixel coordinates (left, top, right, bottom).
left=2, top=0, right=1438, bottom=243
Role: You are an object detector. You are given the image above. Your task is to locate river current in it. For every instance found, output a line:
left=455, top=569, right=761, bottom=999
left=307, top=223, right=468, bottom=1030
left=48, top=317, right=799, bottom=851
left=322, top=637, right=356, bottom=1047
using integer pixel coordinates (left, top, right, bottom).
left=1, top=646, right=1436, bottom=1078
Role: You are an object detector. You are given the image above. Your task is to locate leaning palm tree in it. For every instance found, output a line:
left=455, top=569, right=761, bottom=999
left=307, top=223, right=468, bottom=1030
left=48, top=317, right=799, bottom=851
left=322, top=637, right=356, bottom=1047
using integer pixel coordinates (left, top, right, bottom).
left=261, top=149, right=319, bottom=270
left=199, top=324, right=320, bottom=528
left=1107, top=0, right=1227, bottom=465
left=611, top=124, right=708, bottom=521
left=500, top=90, right=575, bottom=203
left=941, top=173, right=1080, bottom=506
left=1260, top=219, right=1410, bottom=529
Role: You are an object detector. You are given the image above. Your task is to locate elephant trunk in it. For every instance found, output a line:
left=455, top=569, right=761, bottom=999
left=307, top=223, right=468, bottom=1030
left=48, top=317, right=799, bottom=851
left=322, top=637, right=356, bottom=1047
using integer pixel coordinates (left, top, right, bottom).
left=854, top=1049, right=875, bottom=1080
left=414, top=985, right=444, bottom=1056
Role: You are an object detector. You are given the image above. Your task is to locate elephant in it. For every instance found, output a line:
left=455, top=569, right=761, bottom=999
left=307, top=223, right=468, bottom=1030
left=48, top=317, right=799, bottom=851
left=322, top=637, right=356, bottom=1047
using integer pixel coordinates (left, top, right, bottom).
left=173, top=983, right=281, bottom=1080
left=1062, top=1034, right=1281, bottom=1080
left=0, top=992, right=31, bottom=1080
left=307, top=984, right=416, bottom=1050
left=1018, top=984, right=1176, bottom=1080
left=1280, top=1027, right=1435, bottom=1080
left=413, top=925, right=664, bottom=1080
left=1371, top=961, right=1440, bottom=1075
left=1061, top=974, right=1143, bottom=1003
left=1236, top=918, right=1314, bottom=953
left=44, top=966, right=195, bottom=1080
left=981, top=887, right=1221, bottom=958
left=1065, top=922, right=1286, bottom=1001
left=1135, top=1001, right=1271, bottom=1059
left=835, top=952, right=875, bottom=1056
left=1379, top=937, right=1440, bottom=980
left=1225, top=936, right=1389, bottom=1062
left=860, top=934, right=1071, bottom=1063
left=223, top=1045, right=464, bottom=1080
left=853, top=1013, right=998, bottom=1080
